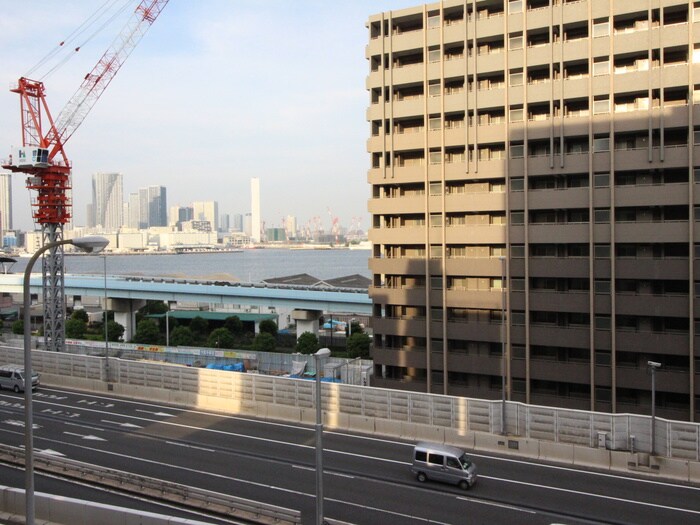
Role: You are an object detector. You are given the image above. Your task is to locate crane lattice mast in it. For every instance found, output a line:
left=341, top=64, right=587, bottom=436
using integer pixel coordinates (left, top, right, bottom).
left=2, top=0, right=169, bottom=352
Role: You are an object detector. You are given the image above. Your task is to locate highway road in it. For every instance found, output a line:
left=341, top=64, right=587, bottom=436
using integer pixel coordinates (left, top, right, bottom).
left=0, top=386, right=698, bottom=525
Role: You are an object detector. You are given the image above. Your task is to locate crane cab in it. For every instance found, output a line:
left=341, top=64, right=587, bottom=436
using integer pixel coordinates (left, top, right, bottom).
left=11, top=147, right=49, bottom=168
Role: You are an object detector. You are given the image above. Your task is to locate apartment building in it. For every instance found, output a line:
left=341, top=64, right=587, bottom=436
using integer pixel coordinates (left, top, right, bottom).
left=366, top=0, right=700, bottom=421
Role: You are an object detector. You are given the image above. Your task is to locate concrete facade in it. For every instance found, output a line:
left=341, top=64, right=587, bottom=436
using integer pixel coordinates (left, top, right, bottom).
left=366, top=0, right=700, bottom=422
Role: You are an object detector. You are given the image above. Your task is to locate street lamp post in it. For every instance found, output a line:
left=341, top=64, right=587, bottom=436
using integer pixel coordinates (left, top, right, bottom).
left=500, top=256, right=507, bottom=435
left=23, top=236, right=108, bottom=525
left=314, top=347, right=331, bottom=525
left=103, top=254, right=109, bottom=380
left=648, top=361, right=661, bottom=455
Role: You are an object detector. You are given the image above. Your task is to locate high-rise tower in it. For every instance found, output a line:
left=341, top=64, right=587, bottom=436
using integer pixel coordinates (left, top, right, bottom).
left=367, top=0, right=699, bottom=422
left=92, top=172, right=123, bottom=231
left=251, top=177, right=261, bottom=243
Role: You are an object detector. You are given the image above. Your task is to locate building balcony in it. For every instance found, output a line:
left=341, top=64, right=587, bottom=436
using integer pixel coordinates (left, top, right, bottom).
left=369, top=285, right=426, bottom=306
left=529, top=324, right=590, bottom=348
left=445, top=257, right=503, bottom=276
left=615, top=365, right=690, bottom=395
left=529, top=359, right=591, bottom=385
left=615, top=221, right=688, bottom=243
left=371, top=316, right=427, bottom=338
left=615, top=293, right=689, bottom=318
left=444, top=288, right=502, bottom=309
left=528, top=187, right=589, bottom=209
left=529, top=290, right=590, bottom=312
left=615, top=258, right=688, bottom=280
left=367, top=195, right=425, bottom=215
left=615, top=330, right=689, bottom=357
left=527, top=258, right=589, bottom=279
left=372, top=345, right=427, bottom=370
left=445, top=224, right=506, bottom=244
left=370, top=226, right=426, bottom=245
left=369, top=256, right=428, bottom=276
left=527, top=223, right=589, bottom=244
left=444, top=191, right=505, bottom=213
left=614, top=183, right=689, bottom=207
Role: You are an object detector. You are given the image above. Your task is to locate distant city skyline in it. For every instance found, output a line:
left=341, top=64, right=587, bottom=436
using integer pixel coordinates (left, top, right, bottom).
left=0, top=0, right=411, bottom=235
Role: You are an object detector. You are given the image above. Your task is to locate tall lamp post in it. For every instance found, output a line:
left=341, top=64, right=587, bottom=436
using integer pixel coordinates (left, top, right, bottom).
left=499, top=256, right=507, bottom=435
left=314, top=347, right=331, bottom=525
left=648, top=361, right=661, bottom=455
left=103, top=254, right=109, bottom=380
left=23, top=236, right=109, bottom=525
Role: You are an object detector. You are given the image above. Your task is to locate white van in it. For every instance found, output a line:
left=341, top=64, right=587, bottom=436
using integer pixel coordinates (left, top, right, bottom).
left=411, top=442, right=477, bottom=490
left=0, top=364, right=40, bottom=393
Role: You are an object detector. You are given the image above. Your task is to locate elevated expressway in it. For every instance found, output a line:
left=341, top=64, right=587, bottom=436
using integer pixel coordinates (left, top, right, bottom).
left=0, top=273, right=371, bottom=339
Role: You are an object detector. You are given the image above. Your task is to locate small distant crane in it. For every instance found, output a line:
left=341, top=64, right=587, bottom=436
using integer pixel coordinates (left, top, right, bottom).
left=2, top=1, right=169, bottom=352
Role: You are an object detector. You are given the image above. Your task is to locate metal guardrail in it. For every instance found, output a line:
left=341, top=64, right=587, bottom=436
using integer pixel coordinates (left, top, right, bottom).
left=0, top=444, right=301, bottom=525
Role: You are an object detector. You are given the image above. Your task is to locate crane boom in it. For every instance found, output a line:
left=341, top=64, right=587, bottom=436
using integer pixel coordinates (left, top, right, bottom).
left=48, top=0, right=169, bottom=161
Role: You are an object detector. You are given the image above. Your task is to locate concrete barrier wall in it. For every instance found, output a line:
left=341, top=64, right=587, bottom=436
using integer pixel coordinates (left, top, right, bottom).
left=2, top=345, right=699, bottom=482
left=0, top=486, right=215, bottom=525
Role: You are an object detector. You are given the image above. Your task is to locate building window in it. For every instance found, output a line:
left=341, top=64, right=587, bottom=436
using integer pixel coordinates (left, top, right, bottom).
left=595, top=315, right=611, bottom=330
left=431, top=276, right=443, bottom=289
left=429, top=182, right=442, bottom=195
left=511, top=178, right=524, bottom=191
left=594, top=209, right=610, bottom=223
left=594, top=173, right=609, bottom=187
left=509, top=0, right=523, bottom=14
left=511, top=245, right=525, bottom=258
left=429, top=117, right=442, bottom=130
left=509, top=33, right=523, bottom=50
left=594, top=244, right=610, bottom=258
left=511, top=311, right=525, bottom=325
left=511, top=278, right=525, bottom=291
left=429, top=151, right=442, bottom=164
left=430, top=245, right=442, bottom=258
left=511, top=211, right=524, bottom=224
left=428, top=48, right=441, bottom=63
left=427, top=13, right=441, bottom=29
left=511, top=144, right=524, bottom=158
left=510, top=70, right=523, bottom=86
left=593, top=97, right=610, bottom=114
left=430, top=213, right=442, bottom=227
left=592, top=19, right=610, bottom=38
left=510, top=107, right=524, bottom=122
left=593, top=136, right=610, bottom=152
left=593, top=58, right=610, bottom=76
left=594, top=279, right=610, bottom=294
left=429, top=81, right=441, bottom=97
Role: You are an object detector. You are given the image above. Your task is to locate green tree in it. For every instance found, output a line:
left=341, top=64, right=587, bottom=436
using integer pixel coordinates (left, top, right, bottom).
left=252, top=332, right=277, bottom=352
left=132, top=319, right=160, bottom=344
left=224, top=315, right=243, bottom=335
left=106, top=320, right=125, bottom=342
left=11, top=319, right=23, bottom=335
left=295, top=331, right=319, bottom=354
left=170, top=326, right=195, bottom=346
left=347, top=332, right=371, bottom=358
left=189, top=316, right=209, bottom=338
left=207, top=327, right=236, bottom=349
left=65, top=318, right=87, bottom=339
left=71, top=309, right=89, bottom=323
left=258, top=319, right=278, bottom=337
left=349, top=320, right=364, bottom=335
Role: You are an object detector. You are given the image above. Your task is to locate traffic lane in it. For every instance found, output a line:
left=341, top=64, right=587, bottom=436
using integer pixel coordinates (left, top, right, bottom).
left=16, top=388, right=697, bottom=516
left=26, top=417, right=647, bottom=525
left=19, top=388, right=700, bottom=517
left=0, top=464, right=244, bottom=525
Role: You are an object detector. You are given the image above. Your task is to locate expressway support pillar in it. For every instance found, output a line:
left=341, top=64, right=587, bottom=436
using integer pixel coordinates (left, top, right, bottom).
left=292, top=309, right=323, bottom=339
left=111, top=298, right=146, bottom=341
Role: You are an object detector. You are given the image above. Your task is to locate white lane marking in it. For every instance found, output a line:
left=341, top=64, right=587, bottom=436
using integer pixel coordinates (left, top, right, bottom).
left=165, top=441, right=215, bottom=452
left=4, top=419, right=40, bottom=430
left=37, top=449, right=66, bottom=457
left=63, top=431, right=106, bottom=441
left=64, top=421, right=105, bottom=432
left=293, top=465, right=314, bottom=471
left=481, top=475, right=700, bottom=515
left=135, top=409, right=175, bottom=417
left=102, top=420, right=142, bottom=429
left=456, top=495, right=536, bottom=514
left=329, top=472, right=355, bottom=479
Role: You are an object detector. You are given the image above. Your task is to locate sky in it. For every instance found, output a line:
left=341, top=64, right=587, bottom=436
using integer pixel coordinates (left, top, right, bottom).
left=0, top=0, right=413, bottom=233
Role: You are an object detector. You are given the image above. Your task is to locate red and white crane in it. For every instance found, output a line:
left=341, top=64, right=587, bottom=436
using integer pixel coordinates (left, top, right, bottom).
left=2, top=0, right=169, bottom=352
